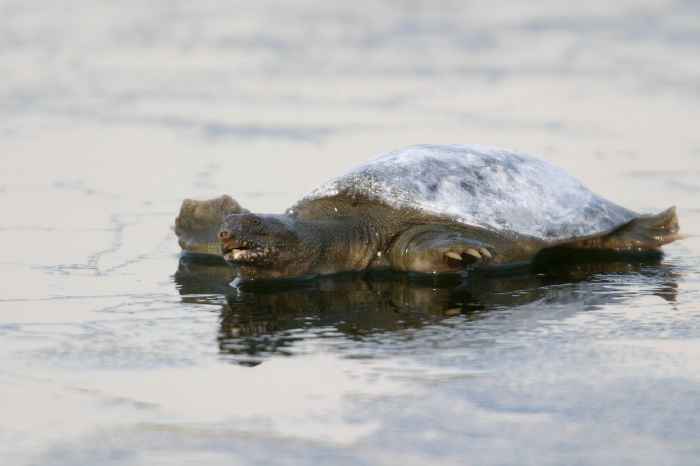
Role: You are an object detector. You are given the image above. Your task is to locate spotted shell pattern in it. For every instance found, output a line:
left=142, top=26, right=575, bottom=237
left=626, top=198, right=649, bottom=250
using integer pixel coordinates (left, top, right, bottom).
left=290, top=144, right=637, bottom=243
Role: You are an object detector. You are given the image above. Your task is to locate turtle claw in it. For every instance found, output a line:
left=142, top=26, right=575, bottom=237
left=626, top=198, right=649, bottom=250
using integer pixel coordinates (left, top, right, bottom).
left=444, top=244, right=495, bottom=267
left=389, top=225, right=498, bottom=273
left=445, top=251, right=463, bottom=260
left=465, top=248, right=482, bottom=259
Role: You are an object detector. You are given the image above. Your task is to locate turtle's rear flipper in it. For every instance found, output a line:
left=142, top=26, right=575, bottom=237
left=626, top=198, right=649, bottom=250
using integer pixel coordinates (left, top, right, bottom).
left=566, top=206, right=686, bottom=252
left=172, top=195, right=249, bottom=255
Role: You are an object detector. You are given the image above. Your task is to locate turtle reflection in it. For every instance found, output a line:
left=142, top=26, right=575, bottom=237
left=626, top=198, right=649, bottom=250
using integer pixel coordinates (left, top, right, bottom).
left=174, top=253, right=679, bottom=365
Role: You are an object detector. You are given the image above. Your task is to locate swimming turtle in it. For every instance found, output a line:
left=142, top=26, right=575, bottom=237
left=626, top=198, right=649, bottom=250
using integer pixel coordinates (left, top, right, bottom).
left=174, top=144, right=683, bottom=279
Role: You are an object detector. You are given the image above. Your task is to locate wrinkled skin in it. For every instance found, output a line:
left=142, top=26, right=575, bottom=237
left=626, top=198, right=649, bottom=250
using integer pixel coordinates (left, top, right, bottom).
left=219, top=213, right=308, bottom=279
left=174, top=196, right=682, bottom=280
left=173, top=145, right=684, bottom=279
left=216, top=205, right=516, bottom=279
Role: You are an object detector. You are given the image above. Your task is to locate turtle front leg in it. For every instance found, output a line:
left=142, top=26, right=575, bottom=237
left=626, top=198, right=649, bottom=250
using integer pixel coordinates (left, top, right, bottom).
left=388, top=225, right=496, bottom=274
left=173, top=194, right=248, bottom=255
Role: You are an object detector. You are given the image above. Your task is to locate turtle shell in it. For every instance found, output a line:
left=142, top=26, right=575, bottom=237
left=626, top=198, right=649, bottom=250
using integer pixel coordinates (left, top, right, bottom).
left=289, top=144, right=638, bottom=243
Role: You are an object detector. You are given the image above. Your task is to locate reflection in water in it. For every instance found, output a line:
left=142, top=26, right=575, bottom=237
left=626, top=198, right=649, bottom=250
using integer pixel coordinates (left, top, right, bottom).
left=174, top=253, right=679, bottom=366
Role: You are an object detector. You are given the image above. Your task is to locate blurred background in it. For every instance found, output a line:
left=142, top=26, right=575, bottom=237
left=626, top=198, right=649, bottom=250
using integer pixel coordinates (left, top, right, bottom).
left=1, top=1, right=699, bottom=464
left=2, top=0, right=698, bottom=214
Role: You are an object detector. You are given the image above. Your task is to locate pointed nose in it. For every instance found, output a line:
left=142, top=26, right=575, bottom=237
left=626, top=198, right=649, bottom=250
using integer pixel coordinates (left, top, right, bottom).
left=219, top=230, right=230, bottom=239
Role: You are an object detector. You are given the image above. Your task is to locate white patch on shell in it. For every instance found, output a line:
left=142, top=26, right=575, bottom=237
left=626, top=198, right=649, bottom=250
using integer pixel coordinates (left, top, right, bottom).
left=290, top=144, right=637, bottom=242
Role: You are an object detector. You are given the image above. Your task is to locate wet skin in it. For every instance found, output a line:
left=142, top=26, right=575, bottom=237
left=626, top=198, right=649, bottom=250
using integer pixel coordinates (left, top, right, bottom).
left=174, top=199, right=682, bottom=280
left=218, top=205, right=537, bottom=279
left=174, top=145, right=684, bottom=280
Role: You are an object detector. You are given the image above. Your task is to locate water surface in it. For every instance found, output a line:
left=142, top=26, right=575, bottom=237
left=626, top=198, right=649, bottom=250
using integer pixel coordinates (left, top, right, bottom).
left=1, top=1, right=699, bottom=464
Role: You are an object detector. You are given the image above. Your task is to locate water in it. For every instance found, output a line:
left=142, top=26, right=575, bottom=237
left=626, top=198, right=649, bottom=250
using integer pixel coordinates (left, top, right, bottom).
left=1, top=0, right=699, bottom=464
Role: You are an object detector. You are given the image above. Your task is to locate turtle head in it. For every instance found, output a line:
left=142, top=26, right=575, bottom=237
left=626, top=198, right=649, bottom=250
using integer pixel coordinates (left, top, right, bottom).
left=219, top=213, right=304, bottom=279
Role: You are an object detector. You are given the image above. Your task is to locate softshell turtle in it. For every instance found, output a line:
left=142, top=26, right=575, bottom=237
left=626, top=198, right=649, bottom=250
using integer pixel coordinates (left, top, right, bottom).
left=174, top=144, right=683, bottom=279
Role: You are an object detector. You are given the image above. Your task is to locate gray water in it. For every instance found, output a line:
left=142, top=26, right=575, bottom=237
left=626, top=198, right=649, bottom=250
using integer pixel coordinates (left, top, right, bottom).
left=1, top=1, right=700, bottom=464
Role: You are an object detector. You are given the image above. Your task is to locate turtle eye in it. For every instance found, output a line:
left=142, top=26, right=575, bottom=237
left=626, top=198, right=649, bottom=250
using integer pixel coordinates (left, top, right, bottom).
left=248, top=215, right=261, bottom=227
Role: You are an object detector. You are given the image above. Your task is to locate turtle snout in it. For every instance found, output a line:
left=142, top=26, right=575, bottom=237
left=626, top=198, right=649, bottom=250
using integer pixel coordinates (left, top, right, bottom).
left=219, top=214, right=258, bottom=254
left=219, top=223, right=242, bottom=252
left=219, top=227, right=235, bottom=253
left=219, top=217, right=241, bottom=251
left=221, top=214, right=244, bottom=238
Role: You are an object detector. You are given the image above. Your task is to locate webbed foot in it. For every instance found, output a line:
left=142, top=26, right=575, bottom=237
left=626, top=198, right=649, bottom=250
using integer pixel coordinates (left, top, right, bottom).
left=389, top=225, right=496, bottom=273
left=444, top=245, right=494, bottom=263
left=173, top=195, right=248, bottom=255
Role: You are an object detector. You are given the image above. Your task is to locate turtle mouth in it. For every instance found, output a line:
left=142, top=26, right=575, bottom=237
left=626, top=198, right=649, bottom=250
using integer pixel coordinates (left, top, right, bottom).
left=222, top=240, right=273, bottom=264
